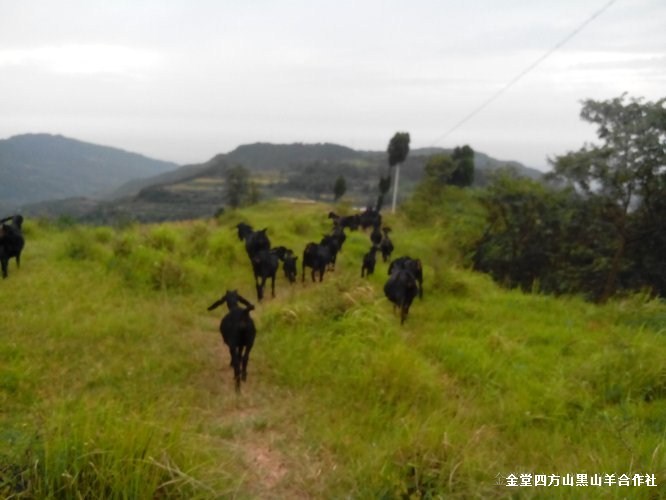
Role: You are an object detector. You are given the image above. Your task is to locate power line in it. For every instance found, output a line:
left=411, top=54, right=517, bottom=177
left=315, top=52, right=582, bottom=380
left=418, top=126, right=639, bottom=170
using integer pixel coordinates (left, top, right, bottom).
left=430, top=0, right=618, bottom=146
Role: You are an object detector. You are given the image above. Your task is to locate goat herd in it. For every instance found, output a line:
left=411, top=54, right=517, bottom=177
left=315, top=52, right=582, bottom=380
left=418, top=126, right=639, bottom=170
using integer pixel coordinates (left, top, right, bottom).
left=0, top=210, right=424, bottom=393
left=209, top=207, right=424, bottom=391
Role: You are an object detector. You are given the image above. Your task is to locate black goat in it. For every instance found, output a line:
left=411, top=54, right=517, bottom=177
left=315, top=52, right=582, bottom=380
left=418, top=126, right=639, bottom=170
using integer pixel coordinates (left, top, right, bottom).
left=384, top=268, right=419, bottom=324
left=380, top=227, right=394, bottom=262
left=361, top=246, right=379, bottom=277
left=250, top=249, right=281, bottom=301
left=236, top=222, right=270, bottom=257
left=320, top=234, right=341, bottom=271
left=328, top=212, right=360, bottom=231
left=389, top=256, right=424, bottom=298
left=359, top=207, right=382, bottom=230
left=0, top=215, right=25, bottom=279
left=283, top=251, right=298, bottom=283
left=370, top=224, right=382, bottom=246
left=208, top=290, right=256, bottom=392
left=330, top=225, right=346, bottom=252
left=267, top=245, right=297, bottom=283
left=0, top=245, right=9, bottom=280
left=270, top=245, right=290, bottom=260
left=302, top=242, right=332, bottom=282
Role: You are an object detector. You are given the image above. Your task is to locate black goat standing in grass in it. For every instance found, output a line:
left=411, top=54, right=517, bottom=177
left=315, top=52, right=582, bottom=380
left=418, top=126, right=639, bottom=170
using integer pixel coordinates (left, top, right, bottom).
left=328, top=212, right=360, bottom=231
left=380, top=227, right=394, bottom=263
left=302, top=242, right=332, bottom=283
left=370, top=223, right=383, bottom=247
left=330, top=224, right=346, bottom=253
left=0, top=215, right=25, bottom=279
left=384, top=267, right=419, bottom=325
left=250, top=250, right=278, bottom=301
left=282, top=251, right=298, bottom=283
left=359, top=207, right=382, bottom=230
left=250, top=247, right=295, bottom=301
left=236, top=222, right=270, bottom=257
left=208, top=290, right=256, bottom=392
left=389, top=256, right=424, bottom=299
left=361, top=246, right=379, bottom=277
left=268, top=246, right=298, bottom=284
left=236, top=222, right=274, bottom=299
left=320, top=234, right=341, bottom=271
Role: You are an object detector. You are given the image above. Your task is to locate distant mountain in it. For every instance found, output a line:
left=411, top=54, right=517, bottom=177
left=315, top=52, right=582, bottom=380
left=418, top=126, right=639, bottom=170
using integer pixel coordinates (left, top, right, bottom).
left=0, top=133, right=178, bottom=208
left=23, top=141, right=545, bottom=223
left=109, top=143, right=542, bottom=200
left=226, top=142, right=359, bottom=170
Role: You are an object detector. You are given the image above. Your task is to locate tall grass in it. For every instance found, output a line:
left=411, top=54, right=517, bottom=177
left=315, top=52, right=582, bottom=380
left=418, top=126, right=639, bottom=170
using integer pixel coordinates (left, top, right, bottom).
left=1, top=200, right=665, bottom=498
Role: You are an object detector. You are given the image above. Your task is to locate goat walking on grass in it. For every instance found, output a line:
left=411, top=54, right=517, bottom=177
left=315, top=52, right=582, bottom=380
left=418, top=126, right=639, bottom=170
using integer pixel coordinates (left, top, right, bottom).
left=389, top=256, right=424, bottom=299
left=384, top=268, right=419, bottom=325
left=361, top=246, right=379, bottom=277
left=302, top=242, right=332, bottom=283
left=0, top=215, right=25, bottom=279
left=208, top=290, right=256, bottom=393
left=380, top=227, right=394, bottom=263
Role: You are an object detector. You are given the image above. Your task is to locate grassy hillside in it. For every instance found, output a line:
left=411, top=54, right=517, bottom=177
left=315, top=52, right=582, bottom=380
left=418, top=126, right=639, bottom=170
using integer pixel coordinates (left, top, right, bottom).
left=1, top=197, right=665, bottom=499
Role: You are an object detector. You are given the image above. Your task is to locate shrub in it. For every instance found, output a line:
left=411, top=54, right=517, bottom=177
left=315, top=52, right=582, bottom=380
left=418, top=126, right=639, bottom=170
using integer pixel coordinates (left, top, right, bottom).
left=145, top=226, right=179, bottom=252
left=61, top=229, right=106, bottom=262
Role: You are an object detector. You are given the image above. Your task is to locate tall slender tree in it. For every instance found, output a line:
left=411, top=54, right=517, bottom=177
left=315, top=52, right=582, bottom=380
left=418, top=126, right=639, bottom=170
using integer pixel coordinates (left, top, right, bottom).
left=451, top=145, right=475, bottom=187
left=376, top=175, right=392, bottom=211
left=387, top=132, right=410, bottom=213
left=333, top=175, right=347, bottom=201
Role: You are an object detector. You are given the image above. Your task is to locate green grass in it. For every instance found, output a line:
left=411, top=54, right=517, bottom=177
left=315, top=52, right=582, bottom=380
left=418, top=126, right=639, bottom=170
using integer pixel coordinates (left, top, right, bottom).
left=1, top=198, right=665, bottom=498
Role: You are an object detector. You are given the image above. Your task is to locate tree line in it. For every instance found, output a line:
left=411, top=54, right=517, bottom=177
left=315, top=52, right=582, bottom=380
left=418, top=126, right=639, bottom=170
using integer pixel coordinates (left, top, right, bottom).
left=473, top=94, right=666, bottom=301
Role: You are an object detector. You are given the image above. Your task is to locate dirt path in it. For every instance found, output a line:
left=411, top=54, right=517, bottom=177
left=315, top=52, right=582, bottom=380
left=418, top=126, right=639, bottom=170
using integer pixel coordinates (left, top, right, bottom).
left=198, top=327, right=323, bottom=499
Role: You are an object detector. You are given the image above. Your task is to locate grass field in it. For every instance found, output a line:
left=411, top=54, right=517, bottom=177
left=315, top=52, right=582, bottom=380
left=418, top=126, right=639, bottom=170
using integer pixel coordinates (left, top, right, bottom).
left=1, top=197, right=665, bottom=499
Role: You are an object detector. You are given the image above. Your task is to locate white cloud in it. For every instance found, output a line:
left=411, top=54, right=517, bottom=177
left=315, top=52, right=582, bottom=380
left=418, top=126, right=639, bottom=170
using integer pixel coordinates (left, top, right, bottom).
left=0, top=0, right=664, bottom=168
left=0, top=44, right=165, bottom=78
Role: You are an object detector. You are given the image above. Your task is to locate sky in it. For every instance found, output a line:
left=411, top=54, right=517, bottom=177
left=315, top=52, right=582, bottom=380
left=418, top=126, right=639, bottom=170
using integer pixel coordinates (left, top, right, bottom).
left=1, top=0, right=664, bottom=171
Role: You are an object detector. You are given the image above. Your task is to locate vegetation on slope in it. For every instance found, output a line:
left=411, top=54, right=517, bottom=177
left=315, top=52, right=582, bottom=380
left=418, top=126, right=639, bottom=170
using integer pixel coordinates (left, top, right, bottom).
left=1, top=196, right=665, bottom=498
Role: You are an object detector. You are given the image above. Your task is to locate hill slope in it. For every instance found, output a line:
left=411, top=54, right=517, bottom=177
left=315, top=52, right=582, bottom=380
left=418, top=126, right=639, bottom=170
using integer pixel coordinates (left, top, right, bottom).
left=72, top=142, right=543, bottom=223
left=0, top=133, right=178, bottom=207
left=1, top=198, right=664, bottom=498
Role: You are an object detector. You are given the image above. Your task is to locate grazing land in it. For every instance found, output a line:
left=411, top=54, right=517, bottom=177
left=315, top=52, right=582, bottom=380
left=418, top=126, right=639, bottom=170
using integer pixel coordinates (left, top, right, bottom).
left=1, top=195, right=665, bottom=498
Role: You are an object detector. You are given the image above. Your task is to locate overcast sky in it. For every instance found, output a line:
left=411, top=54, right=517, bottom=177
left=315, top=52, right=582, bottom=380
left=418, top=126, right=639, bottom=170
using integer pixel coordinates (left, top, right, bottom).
left=1, top=0, right=664, bottom=170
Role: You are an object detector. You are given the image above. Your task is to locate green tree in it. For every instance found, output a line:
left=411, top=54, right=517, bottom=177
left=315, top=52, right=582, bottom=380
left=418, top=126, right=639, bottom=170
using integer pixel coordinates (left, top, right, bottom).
left=451, top=145, right=475, bottom=187
left=473, top=172, right=567, bottom=292
left=333, top=175, right=347, bottom=201
left=424, top=154, right=455, bottom=184
left=225, top=164, right=251, bottom=209
left=376, top=175, right=392, bottom=211
left=387, top=132, right=410, bottom=213
left=424, top=146, right=475, bottom=188
left=631, top=176, right=666, bottom=295
left=547, top=94, right=666, bottom=301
